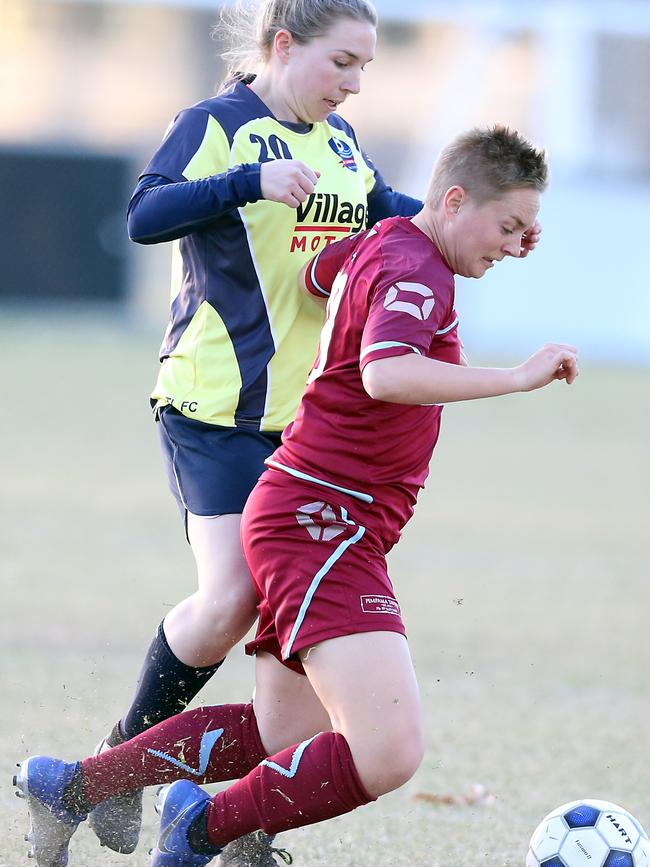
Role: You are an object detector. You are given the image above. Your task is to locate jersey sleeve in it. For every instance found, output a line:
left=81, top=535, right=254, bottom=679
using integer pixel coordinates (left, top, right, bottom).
left=143, top=107, right=230, bottom=182
left=127, top=107, right=262, bottom=245
left=362, top=151, right=422, bottom=224
left=327, top=114, right=422, bottom=224
left=303, top=232, right=365, bottom=298
left=360, top=276, right=453, bottom=371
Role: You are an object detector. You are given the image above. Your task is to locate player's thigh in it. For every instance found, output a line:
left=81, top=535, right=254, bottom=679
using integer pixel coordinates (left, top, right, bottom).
left=253, top=651, right=331, bottom=755
left=302, top=630, right=424, bottom=795
left=186, top=512, right=257, bottom=613
left=158, top=405, right=279, bottom=613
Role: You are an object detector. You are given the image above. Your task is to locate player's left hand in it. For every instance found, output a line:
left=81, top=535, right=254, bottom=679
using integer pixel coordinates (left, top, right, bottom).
left=519, top=220, right=541, bottom=258
left=515, top=342, right=579, bottom=392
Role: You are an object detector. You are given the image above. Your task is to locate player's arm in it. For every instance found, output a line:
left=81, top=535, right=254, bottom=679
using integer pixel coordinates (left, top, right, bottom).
left=326, top=120, right=422, bottom=223
left=362, top=343, right=579, bottom=405
left=127, top=107, right=263, bottom=244
left=298, top=261, right=326, bottom=303
left=128, top=107, right=319, bottom=245
left=127, top=167, right=263, bottom=244
left=129, top=159, right=319, bottom=244
left=298, top=233, right=363, bottom=300
left=458, top=336, right=469, bottom=367
left=363, top=153, right=422, bottom=224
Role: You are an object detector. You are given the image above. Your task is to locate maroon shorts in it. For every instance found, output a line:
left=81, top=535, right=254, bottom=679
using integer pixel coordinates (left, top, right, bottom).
left=242, top=470, right=406, bottom=674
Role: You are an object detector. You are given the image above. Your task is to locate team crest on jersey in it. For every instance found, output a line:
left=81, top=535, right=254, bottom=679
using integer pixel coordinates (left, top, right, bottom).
left=296, top=501, right=353, bottom=541
left=328, top=137, right=358, bottom=172
left=384, top=282, right=436, bottom=321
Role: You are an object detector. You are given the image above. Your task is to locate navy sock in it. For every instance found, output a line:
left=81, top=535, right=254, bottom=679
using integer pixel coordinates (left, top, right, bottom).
left=120, top=622, right=224, bottom=739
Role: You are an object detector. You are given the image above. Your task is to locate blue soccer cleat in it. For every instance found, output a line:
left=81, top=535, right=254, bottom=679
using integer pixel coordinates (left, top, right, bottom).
left=13, top=756, right=87, bottom=867
left=150, top=780, right=221, bottom=866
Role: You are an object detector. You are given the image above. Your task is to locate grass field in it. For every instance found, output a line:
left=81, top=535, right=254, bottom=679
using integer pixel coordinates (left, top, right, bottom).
left=2, top=310, right=649, bottom=866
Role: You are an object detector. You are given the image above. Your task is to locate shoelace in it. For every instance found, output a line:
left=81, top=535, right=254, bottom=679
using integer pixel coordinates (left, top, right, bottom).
left=252, top=831, right=293, bottom=866
left=269, top=844, right=293, bottom=865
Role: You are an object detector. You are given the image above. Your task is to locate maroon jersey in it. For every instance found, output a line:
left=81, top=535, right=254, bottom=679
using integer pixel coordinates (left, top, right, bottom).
left=266, top=216, right=460, bottom=545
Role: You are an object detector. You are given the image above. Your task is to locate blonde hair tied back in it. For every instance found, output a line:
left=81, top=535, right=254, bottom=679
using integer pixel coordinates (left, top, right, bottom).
left=215, top=0, right=377, bottom=85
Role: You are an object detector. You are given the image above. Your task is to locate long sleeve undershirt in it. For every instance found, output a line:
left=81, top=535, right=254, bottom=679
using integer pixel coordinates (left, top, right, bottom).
left=127, top=163, right=262, bottom=244
left=127, top=163, right=422, bottom=246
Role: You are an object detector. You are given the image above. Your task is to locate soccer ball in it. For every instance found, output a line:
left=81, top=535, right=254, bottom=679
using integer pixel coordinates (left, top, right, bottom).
left=526, top=799, right=650, bottom=867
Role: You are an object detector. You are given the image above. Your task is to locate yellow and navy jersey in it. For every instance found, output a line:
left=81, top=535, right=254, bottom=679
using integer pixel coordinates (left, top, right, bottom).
left=129, top=80, right=421, bottom=432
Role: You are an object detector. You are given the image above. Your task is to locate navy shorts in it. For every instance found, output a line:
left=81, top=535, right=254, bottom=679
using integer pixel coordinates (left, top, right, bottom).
left=157, top=406, right=282, bottom=521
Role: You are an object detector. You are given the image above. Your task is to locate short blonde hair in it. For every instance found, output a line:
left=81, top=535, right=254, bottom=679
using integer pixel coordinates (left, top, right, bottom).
left=217, top=0, right=377, bottom=83
left=426, top=125, right=548, bottom=208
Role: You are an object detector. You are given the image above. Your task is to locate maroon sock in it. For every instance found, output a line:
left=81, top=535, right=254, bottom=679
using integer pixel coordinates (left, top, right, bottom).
left=80, top=703, right=267, bottom=806
left=206, top=731, right=374, bottom=846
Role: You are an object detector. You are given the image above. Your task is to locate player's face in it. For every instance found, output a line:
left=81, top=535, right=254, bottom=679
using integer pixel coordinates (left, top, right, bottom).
left=448, top=187, right=541, bottom=279
left=285, top=18, right=376, bottom=122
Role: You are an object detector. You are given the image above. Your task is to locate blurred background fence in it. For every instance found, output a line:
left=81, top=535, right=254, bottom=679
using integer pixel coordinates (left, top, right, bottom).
left=1, top=0, right=649, bottom=360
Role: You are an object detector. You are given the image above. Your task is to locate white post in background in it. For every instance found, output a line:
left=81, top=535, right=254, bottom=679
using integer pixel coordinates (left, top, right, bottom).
left=403, top=18, right=500, bottom=197
left=536, top=1, right=598, bottom=177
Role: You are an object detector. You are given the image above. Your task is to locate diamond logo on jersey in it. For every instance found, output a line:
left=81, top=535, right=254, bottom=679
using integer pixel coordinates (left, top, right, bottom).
left=328, top=137, right=358, bottom=172
left=384, top=282, right=436, bottom=320
left=296, top=501, right=351, bottom=541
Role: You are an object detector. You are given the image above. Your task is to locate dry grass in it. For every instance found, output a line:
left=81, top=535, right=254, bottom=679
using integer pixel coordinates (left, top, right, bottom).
left=2, top=311, right=649, bottom=866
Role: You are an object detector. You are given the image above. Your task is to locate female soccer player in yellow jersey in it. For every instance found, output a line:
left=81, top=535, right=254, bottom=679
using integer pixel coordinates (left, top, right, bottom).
left=87, top=1, right=541, bottom=859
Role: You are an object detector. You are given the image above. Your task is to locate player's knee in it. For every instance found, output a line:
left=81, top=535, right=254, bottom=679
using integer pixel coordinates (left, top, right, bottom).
left=378, top=730, right=425, bottom=792
left=197, top=571, right=256, bottom=622
left=185, top=583, right=256, bottom=656
left=355, top=721, right=425, bottom=797
left=202, top=599, right=256, bottom=644
left=218, top=574, right=258, bottom=619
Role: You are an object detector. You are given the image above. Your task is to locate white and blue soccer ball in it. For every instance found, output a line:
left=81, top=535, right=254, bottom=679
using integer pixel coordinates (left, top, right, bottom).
left=526, top=799, right=650, bottom=867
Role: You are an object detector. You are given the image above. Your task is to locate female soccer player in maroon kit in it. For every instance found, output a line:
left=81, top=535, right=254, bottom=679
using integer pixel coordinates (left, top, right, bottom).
left=15, top=126, right=577, bottom=867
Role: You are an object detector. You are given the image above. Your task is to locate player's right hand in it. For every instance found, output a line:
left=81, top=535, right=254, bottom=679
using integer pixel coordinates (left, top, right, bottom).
left=260, top=160, right=320, bottom=208
left=514, top=343, right=579, bottom=392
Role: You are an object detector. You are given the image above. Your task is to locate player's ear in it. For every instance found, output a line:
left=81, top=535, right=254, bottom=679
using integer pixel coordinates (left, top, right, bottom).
left=273, top=29, right=294, bottom=65
left=443, top=186, right=465, bottom=219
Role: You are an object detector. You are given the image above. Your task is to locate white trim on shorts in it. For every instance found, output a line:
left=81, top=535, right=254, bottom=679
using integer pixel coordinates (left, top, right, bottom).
left=283, top=525, right=366, bottom=659
left=265, top=459, right=373, bottom=504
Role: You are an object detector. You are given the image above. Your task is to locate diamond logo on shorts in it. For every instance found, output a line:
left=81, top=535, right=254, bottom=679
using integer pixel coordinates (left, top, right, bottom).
left=360, top=595, right=401, bottom=616
left=384, top=282, right=436, bottom=320
left=296, top=501, right=350, bottom=541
